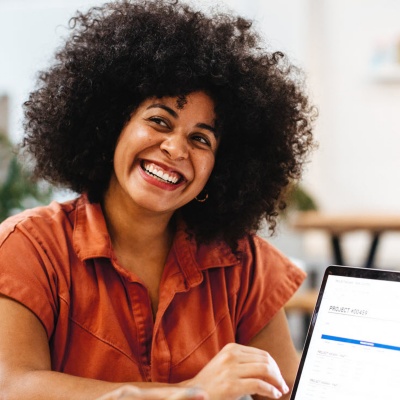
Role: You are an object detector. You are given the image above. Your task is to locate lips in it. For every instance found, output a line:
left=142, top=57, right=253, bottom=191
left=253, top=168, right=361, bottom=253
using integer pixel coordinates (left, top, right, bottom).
left=141, top=160, right=184, bottom=185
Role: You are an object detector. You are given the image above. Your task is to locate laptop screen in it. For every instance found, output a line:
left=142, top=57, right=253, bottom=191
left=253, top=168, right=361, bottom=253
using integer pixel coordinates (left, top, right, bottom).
left=291, top=265, right=400, bottom=400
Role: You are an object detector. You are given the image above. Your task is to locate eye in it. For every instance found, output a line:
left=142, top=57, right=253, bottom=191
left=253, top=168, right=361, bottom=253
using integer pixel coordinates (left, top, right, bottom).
left=148, top=116, right=170, bottom=128
left=191, top=134, right=211, bottom=147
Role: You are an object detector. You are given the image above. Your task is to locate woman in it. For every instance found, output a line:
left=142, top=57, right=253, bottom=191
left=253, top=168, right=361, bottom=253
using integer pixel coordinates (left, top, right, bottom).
left=0, top=1, right=316, bottom=399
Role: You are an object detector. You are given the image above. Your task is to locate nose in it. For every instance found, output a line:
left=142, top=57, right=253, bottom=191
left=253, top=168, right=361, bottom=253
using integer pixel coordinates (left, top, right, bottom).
left=160, top=134, right=189, bottom=161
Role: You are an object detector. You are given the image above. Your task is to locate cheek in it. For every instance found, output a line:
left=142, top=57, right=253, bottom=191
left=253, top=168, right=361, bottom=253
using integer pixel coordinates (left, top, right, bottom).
left=118, top=121, right=151, bottom=146
left=197, top=155, right=215, bottom=178
left=113, top=137, right=137, bottom=175
left=114, top=127, right=153, bottom=161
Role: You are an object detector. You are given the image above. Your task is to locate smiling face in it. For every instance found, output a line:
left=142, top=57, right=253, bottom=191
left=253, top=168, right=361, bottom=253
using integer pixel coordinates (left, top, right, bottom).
left=105, top=91, right=219, bottom=218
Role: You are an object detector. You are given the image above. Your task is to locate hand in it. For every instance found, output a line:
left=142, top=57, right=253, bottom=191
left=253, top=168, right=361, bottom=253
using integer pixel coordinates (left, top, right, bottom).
left=186, top=343, right=289, bottom=400
left=95, top=385, right=209, bottom=400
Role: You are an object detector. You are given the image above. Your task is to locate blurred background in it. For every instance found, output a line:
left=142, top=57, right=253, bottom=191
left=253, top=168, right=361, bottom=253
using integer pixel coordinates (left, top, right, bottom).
left=1, top=0, right=400, bottom=340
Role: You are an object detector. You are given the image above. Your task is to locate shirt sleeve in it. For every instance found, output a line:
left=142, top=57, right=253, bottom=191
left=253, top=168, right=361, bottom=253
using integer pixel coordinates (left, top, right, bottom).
left=234, top=234, right=306, bottom=345
left=0, top=219, right=60, bottom=338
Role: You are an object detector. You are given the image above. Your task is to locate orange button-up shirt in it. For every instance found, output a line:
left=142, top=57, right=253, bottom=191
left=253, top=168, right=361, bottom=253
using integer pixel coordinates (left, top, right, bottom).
left=0, top=195, right=305, bottom=383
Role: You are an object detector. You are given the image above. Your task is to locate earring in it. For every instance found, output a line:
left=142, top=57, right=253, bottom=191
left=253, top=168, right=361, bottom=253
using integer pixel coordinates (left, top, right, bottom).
left=195, top=191, right=209, bottom=203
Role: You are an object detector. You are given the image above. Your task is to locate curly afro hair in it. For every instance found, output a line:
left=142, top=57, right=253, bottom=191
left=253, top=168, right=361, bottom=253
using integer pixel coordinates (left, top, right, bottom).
left=22, top=0, right=316, bottom=248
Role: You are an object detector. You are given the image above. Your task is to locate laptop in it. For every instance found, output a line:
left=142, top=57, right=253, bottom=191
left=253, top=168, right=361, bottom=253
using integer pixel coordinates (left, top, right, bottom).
left=290, top=265, right=400, bottom=400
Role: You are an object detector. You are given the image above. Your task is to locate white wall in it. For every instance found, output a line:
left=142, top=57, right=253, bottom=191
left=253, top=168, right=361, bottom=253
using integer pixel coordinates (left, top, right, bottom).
left=308, top=0, right=400, bottom=213
left=301, top=0, right=400, bottom=269
left=0, top=0, right=99, bottom=140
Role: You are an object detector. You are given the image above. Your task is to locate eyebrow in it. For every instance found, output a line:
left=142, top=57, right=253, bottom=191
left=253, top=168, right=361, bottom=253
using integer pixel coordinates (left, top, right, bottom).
left=147, top=104, right=178, bottom=118
left=146, top=103, right=218, bottom=137
left=196, top=123, right=217, bottom=136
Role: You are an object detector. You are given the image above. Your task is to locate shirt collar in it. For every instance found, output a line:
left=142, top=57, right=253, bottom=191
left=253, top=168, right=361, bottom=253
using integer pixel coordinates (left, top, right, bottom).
left=73, top=195, right=239, bottom=273
left=73, top=195, right=113, bottom=260
left=171, top=219, right=240, bottom=288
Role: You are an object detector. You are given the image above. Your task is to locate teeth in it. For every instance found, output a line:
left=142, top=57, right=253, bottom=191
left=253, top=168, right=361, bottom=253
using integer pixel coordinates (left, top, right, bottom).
left=142, top=162, right=180, bottom=184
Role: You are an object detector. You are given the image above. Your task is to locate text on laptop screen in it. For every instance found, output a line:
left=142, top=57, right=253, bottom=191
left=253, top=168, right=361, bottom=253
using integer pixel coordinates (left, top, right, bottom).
left=294, top=273, right=400, bottom=400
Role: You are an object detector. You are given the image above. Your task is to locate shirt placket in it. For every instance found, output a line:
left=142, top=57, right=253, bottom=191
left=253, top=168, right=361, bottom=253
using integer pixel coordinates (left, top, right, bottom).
left=149, top=248, right=195, bottom=382
left=127, top=281, right=155, bottom=382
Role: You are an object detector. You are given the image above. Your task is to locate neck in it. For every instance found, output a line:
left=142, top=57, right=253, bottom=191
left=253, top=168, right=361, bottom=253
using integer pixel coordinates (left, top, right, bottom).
left=102, top=196, right=174, bottom=257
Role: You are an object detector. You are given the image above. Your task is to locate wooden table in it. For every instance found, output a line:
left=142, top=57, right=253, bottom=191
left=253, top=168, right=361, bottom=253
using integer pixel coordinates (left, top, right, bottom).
left=291, top=211, right=400, bottom=268
left=285, top=289, right=319, bottom=314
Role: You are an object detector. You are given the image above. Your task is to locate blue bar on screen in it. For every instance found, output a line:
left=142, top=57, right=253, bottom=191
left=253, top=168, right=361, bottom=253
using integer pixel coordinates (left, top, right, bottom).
left=321, top=334, right=400, bottom=351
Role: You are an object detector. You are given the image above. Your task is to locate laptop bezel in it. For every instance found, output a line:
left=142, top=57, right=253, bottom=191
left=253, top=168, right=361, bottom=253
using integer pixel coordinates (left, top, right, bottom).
left=289, top=264, right=400, bottom=399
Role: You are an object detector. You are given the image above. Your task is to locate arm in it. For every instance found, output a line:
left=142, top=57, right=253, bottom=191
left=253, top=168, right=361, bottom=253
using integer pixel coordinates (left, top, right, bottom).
left=248, top=309, right=300, bottom=400
left=0, top=294, right=185, bottom=400
left=95, top=385, right=208, bottom=400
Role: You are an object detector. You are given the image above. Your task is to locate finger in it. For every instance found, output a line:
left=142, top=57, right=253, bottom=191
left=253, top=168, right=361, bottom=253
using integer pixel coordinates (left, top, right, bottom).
left=239, top=378, right=284, bottom=399
left=218, top=343, right=288, bottom=392
left=234, top=356, right=289, bottom=395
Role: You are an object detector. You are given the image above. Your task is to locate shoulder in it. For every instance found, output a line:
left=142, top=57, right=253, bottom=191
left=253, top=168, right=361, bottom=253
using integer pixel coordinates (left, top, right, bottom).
left=237, top=233, right=293, bottom=266
left=193, top=230, right=305, bottom=286
left=236, top=233, right=306, bottom=287
left=0, top=196, right=81, bottom=248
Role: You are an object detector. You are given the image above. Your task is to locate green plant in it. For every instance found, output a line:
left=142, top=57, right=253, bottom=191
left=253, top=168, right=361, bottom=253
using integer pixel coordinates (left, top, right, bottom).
left=0, top=133, right=53, bottom=221
left=285, top=184, right=318, bottom=212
